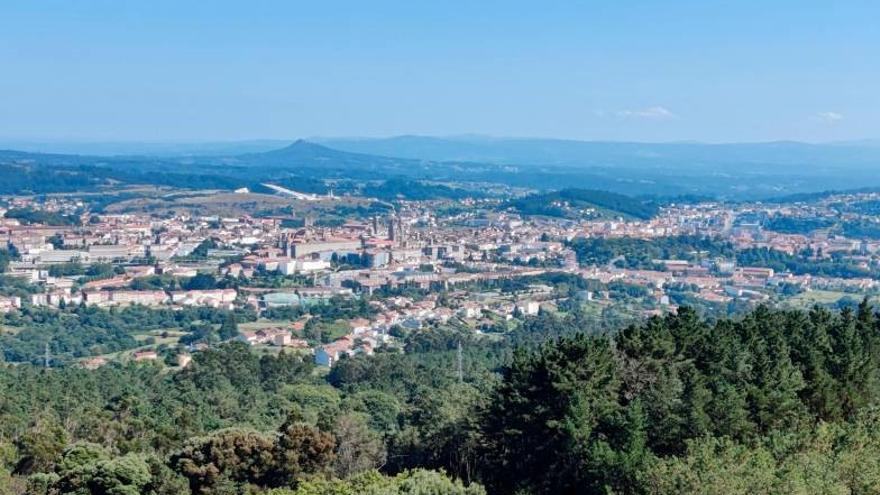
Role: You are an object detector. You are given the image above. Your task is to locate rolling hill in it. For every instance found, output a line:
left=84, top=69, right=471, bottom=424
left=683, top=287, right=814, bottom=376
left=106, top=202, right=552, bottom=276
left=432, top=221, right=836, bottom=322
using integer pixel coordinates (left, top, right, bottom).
left=506, top=188, right=659, bottom=220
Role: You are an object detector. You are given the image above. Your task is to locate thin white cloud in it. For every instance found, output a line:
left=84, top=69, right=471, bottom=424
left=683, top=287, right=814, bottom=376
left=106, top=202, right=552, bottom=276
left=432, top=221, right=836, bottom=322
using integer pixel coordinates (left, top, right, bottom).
left=616, top=106, right=677, bottom=120
left=815, top=111, right=844, bottom=123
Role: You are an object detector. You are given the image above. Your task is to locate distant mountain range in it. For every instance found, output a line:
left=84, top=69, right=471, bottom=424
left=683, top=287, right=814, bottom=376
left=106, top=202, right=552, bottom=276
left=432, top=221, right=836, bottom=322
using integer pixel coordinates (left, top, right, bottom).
left=315, top=135, right=880, bottom=173
left=4, top=136, right=880, bottom=199
left=229, top=140, right=439, bottom=175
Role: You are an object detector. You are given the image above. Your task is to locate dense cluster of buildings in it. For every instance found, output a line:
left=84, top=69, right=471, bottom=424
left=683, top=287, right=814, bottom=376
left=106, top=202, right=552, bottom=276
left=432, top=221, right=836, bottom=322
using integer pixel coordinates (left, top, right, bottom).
left=4, top=190, right=880, bottom=366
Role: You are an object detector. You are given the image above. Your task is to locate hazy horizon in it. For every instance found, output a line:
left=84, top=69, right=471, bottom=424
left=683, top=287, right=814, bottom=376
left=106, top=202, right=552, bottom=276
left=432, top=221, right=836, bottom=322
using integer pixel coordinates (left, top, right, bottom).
left=2, top=134, right=879, bottom=149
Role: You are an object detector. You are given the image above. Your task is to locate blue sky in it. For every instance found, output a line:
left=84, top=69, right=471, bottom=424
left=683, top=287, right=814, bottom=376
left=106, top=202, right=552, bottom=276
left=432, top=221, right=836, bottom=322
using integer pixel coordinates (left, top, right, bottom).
left=1, top=0, right=877, bottom=142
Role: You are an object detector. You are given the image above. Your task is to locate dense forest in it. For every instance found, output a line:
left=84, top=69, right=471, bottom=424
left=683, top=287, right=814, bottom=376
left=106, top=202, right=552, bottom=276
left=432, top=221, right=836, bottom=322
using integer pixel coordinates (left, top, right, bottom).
left=4, top=303, right=880, bottom=493
left=0, top=164, right=109, bottom=195
left=568, top=235, right=735, bottom=269
left=764, top=215, right=834, bottom=235
left=0, top=162, right=243, bottom=195
left=842, top=220, right=880, bottom=240
left=362, top=178, right=477, bottom=201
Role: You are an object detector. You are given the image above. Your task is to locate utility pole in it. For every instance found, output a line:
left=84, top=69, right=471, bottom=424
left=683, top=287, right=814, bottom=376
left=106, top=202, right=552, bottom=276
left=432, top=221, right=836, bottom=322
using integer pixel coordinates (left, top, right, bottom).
left=44, top=342, right=51, bottom=369
left=457, top=340, right=463, bottom=383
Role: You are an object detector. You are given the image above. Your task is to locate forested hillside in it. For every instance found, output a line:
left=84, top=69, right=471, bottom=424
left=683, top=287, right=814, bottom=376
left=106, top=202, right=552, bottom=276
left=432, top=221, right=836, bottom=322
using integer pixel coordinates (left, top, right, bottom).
left=0, top=145, right=492, bottom=200
left=506, top=188, right=659, bottom=220
left=3, top=304, right=880, bottom=493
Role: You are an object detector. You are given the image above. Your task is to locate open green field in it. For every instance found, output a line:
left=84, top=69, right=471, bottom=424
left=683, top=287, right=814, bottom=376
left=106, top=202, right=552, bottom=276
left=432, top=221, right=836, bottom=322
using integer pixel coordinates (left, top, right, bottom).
left=239, top=320, right=295, bottom=331
left=783, top=289, right=879, bottom=309
left=82, top=328, right=186, bottom=363
left=310, top=320, right=350, bottom=342
left=133, top=329, right=186, bottom=346
left=786, top=290, right=847, bottom=307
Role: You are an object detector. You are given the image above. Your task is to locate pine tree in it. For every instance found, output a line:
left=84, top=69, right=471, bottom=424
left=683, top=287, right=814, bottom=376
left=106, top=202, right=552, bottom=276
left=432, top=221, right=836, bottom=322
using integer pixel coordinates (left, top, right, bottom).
left=218, top=313, right=239, bottom=341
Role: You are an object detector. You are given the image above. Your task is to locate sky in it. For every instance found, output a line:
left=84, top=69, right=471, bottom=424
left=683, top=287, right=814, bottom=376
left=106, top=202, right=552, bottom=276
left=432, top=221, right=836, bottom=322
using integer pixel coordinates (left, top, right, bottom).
left=1, top=0, right=878, bottom=143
